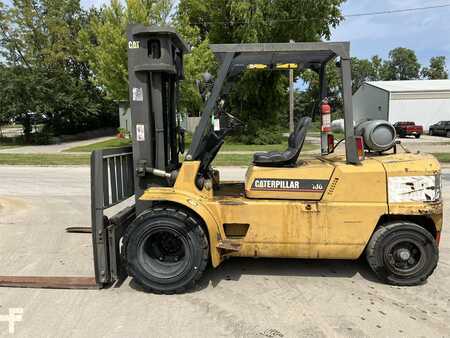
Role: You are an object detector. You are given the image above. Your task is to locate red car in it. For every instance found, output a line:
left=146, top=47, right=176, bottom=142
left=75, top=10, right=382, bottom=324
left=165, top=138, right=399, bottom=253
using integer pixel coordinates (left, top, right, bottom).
left=393, top=122, right=424, bottom=139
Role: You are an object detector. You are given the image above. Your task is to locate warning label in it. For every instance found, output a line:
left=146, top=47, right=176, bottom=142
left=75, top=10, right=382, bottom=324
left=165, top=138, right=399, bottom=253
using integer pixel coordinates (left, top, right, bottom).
left=136, top=124, right=145, bottom=141
left=132, top=88, right=143, bottom=102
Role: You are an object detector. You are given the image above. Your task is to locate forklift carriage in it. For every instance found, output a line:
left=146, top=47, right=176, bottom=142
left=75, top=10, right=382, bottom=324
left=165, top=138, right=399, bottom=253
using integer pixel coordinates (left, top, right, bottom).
left=89, top=25, right=442, bottom=293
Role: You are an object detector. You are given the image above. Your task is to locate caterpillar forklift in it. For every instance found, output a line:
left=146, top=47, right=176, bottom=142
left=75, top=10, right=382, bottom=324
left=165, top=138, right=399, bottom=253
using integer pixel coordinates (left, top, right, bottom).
left=87, top=25, right=443, bottom=294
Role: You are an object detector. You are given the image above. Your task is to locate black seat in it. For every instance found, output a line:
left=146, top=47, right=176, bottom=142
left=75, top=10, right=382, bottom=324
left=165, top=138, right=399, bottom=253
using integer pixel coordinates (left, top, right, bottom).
left=253, top=117, right=312, bottom=167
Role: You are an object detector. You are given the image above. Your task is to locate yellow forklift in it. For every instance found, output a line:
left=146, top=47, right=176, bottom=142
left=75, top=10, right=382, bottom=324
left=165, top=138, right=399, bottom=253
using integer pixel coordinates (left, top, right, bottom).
left=85, top=25, right=442, bottom=294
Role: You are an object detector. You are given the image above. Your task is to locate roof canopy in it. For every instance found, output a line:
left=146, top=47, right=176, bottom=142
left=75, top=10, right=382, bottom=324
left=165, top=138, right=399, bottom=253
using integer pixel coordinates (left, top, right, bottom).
left=210, top=41, right=350, bottom=73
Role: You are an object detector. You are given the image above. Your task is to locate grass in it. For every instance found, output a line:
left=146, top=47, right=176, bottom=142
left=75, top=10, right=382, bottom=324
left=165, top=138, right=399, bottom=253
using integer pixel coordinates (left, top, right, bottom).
left=0, top=154, right=89, bottom=165
left=212, top=154, right=253, bottom=166
left=432, top=153, right=450, bottom=163
left=64, top=136, right=319, bottom=153
left=64, top=137, right=132, bottom=152
left=0, top=145, right=20, bottom=150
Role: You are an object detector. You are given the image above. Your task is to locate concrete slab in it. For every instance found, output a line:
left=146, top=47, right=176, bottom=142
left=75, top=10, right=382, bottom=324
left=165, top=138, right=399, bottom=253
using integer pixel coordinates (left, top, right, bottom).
left=0, top=166, right=449, bottom=337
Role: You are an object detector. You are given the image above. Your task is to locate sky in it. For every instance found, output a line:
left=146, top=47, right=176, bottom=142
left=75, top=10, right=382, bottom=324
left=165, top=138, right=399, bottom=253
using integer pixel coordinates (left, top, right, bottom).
left=6, top=0, right=450, bottom=69
left=330, top=0, right=450, bottom=69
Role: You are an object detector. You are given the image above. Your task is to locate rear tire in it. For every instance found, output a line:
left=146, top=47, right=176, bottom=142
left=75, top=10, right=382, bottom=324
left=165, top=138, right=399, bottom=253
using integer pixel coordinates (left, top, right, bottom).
left=447, top=131, right=450, bottom=138
left=366, top=222, right=438, bottom=286
left=415, top=134, right=421, bottom=139
left=124, top=207, right=209, bottom=294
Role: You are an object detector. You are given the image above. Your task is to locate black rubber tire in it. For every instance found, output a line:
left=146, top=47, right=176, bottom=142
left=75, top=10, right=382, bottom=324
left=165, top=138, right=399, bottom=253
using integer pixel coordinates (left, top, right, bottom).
left=415, top=134, right=421, bottom=139
left=447, top=131, right=450, bottom=138
left=123, top=207, right=209, bottom=294
left=429, top=129, right=434, bottom=136
left=366, top=222, right=438, bottom=286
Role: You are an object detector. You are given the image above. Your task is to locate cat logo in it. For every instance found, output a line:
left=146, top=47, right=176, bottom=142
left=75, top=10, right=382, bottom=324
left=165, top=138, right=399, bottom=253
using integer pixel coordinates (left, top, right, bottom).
left=128, top=41, right=140, bottom=49
left=251, top=178, right=328, bottom=192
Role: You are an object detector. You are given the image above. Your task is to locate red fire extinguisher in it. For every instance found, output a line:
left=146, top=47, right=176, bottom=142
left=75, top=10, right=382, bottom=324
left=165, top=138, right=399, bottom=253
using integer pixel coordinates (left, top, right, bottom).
left=320, top=98, right=331, bottom=133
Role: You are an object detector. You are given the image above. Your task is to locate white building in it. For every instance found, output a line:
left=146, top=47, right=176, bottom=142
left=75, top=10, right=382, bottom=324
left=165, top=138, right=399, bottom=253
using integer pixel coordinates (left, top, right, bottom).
left=353, top=80, right=450, bottom=131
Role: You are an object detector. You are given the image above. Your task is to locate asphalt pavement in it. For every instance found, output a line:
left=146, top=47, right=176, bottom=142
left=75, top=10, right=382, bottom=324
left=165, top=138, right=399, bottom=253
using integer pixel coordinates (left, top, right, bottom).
left=0, top=166, right=449, bottom=337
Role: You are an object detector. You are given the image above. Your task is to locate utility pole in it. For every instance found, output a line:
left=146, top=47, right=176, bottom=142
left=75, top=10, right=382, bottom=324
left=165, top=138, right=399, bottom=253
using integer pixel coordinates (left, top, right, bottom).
left=289, top=68, right=294, bottom=133
left=289, top=39, right=295, bottom=133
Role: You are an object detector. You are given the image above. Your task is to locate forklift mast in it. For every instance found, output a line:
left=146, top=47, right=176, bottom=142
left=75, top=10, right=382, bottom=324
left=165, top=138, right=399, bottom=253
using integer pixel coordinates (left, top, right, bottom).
left=89, top=26, right=189, bottom=287
left=127, top=24, right=189, bottom=213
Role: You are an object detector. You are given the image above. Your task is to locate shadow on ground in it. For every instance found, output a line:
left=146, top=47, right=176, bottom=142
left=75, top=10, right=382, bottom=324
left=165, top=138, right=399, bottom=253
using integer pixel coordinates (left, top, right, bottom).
left=129, top=257, right=382, bottom=294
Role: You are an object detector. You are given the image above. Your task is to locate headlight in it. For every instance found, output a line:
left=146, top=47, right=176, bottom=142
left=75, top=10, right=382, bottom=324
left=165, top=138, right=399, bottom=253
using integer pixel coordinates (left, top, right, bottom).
left=388, top=175, right=441, bottom=203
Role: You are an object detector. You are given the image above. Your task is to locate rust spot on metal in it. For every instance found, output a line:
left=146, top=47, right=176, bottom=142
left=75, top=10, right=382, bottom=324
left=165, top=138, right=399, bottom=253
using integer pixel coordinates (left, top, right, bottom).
left=217, top=240, right=241, bottom=252
left=217, top=200, right=246, bottom=206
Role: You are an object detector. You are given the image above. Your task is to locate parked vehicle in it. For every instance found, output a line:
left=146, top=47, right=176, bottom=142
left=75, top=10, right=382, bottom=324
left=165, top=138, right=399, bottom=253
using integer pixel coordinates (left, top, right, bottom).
left=429, top=121, right=450, bottom=137
left=394, top=121, right=423, bottom=138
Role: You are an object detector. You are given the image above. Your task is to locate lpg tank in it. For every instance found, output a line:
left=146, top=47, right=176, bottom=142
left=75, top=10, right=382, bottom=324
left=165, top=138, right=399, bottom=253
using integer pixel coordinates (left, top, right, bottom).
left=355, top=120, right=396, bottom=152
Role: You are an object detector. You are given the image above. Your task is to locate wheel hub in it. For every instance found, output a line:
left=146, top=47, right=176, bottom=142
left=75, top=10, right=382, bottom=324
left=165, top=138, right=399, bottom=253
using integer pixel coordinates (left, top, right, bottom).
left=385, top=240, right=424, bottom=274
left=137, top=228, right=189, bottom=279
left=396, top=248, right=411, bottom=261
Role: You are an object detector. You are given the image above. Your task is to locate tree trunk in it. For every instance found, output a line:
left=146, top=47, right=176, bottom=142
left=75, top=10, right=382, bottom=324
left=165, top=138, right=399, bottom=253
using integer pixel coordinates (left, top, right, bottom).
left=23, top=114, right=32, bottom=143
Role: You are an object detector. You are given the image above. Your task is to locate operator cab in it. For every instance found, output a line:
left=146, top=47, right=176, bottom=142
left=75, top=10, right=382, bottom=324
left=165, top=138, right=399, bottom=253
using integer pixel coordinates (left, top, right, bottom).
left=185, top=41, right=361, bottom=197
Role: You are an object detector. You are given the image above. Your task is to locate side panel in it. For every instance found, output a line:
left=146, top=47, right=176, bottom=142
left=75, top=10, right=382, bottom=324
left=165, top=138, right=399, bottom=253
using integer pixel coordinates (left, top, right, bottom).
left=321, top=159, right=388, bottom=258
left=207, top=200, right=327, bottom=259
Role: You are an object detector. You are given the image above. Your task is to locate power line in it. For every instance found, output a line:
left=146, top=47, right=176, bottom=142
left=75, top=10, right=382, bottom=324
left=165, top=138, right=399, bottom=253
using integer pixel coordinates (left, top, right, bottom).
left=346, top=3, right=450, bottom=17
left=186, top=3, right=450, bottom=25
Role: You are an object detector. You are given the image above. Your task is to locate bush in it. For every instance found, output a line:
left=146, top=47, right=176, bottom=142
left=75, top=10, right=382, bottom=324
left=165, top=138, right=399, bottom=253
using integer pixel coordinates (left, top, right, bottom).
left=237, top=125, right=284, bottom=145
left=30, top=130, right=55, bottom=145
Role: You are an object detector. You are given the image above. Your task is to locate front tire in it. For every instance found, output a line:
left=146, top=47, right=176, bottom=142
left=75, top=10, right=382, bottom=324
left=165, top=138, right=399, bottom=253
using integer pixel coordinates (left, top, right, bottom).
left=124, top=207, right=209, bottom=294
left=415, top=134, right=421, bottom=139
left=366, top=222, right=438, bottom=286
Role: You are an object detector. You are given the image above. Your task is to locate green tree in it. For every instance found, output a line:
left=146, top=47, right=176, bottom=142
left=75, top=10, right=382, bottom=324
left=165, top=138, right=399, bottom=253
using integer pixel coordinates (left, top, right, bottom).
left=177, top=0, right=345, bottom=143
left=178, top=39, right=216, bottom=115
left=383, top=47, right=420, bottom=80
left=351, top=57, right=375, bottom=93
left=79, top=0, right=175, bottom=101
left=178, top=0, right=343, bottom=44
left=421, top=56, right=448, bottom=80
left=0, top=0, right=115, bottom=139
